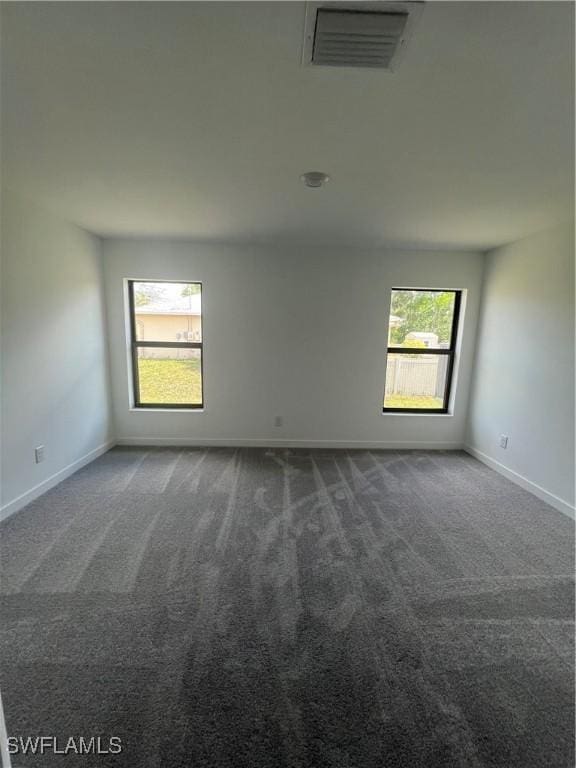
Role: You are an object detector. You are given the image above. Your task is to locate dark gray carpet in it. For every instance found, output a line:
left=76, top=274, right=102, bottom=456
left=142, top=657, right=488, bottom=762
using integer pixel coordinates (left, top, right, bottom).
left=0, top=447, right=573, bottom=767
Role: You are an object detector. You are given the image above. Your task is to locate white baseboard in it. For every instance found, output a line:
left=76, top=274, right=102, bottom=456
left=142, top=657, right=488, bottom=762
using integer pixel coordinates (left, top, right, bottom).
left=464, top=445, right=575, bottom=520
left=0, top=440, right=116, bottom=523
left=117, top=437, right=464, bottom=450
left=6, top=439, right=570, bottom=521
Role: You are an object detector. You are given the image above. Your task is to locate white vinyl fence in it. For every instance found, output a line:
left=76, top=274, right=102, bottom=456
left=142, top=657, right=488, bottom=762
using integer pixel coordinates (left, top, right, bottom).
left=385, top=355, right=448, bottom=398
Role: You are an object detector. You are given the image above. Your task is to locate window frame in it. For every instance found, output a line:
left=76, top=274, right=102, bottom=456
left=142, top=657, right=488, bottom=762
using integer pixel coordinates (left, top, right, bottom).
left=128, top=279, right=204, bottom=410
left=383, top=288, right=462, bottom=415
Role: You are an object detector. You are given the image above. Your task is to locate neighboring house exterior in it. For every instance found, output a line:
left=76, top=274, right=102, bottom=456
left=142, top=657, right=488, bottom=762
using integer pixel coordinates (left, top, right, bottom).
left=135, top=311, right=202, bottom=342
left=405, top=331, right=439, bottom=347
left=135, top=291, right=201, bottom=358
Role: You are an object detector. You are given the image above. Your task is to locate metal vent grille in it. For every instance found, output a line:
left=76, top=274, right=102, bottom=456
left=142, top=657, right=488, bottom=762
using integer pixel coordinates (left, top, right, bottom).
left=312, top=9, right=409, bottom=69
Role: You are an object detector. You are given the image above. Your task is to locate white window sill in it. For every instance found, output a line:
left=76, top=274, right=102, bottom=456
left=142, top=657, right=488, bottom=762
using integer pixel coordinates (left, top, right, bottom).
left=129, top=407, right=205, bottom=413
left=382, top=411, right=453, bottom=417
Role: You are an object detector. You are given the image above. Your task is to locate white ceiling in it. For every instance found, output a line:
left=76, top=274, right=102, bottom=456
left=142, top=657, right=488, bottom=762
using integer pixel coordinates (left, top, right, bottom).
left=1, top=1, right=574, bottom=249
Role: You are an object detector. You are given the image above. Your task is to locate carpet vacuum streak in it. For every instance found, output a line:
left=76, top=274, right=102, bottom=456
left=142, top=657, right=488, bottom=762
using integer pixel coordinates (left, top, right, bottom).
left=0, top=447, right=573, bottom=767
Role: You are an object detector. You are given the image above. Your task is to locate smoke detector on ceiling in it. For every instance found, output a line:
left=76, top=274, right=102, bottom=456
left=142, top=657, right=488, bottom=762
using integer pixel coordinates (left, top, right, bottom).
left=300, top=171, right=331, bottom=188
left=302, top=1, right=424, bottom=71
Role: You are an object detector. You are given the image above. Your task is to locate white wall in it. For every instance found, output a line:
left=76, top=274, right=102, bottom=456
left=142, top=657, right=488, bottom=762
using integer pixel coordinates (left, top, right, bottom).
left=0, top=192, right=114, bottom=518
left=466, top=222, right=575, bottom=517
left=103, top=239, right=484, bottom=448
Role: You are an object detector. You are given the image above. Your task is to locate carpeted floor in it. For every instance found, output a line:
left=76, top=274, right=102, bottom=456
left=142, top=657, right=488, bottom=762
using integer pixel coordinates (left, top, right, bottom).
left=0, top=447, right=573, bottom=767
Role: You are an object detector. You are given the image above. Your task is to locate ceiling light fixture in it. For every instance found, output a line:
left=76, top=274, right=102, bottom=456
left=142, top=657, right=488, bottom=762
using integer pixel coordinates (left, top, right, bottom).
left=300, top=171, right=331, bottom=188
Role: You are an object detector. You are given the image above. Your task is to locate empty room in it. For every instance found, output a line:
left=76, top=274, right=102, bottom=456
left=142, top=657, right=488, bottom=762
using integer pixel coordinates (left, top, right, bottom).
left=0, top=2, right=574, bottom=766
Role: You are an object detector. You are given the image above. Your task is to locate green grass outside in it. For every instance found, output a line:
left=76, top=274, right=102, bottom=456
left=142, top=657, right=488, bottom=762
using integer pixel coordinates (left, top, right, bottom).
left=138, top=357, right=202, bottom=405
left=384, top=394, right=443, bottom=409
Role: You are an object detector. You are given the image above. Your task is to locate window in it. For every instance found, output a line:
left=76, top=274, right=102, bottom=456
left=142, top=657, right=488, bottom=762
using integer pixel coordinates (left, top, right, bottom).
left=128, top=280, right=203, bottom=409
left=383, top=288, right=461, bottom=413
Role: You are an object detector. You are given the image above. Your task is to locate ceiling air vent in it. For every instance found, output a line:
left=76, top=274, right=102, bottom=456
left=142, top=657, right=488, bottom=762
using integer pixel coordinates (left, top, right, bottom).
left=302, top=2, right=424, bottom=71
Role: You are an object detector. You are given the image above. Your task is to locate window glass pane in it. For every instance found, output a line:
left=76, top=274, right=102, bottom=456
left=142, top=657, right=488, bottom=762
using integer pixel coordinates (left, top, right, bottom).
left=136, top=347, right=202, bottom=406
left=389, top=290, right=456, bottom=349
left=133, top=281, right=202, bottom=342
left=384, top=353, right=448, bottom=409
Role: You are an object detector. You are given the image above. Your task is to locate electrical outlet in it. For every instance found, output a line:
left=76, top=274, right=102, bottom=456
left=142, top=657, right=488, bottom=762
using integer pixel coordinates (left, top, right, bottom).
left=499, top=435, right=509, bottom=449
left=35, top=445, right=45, bottom=463
left=274, top=416, right=283, bottom=428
